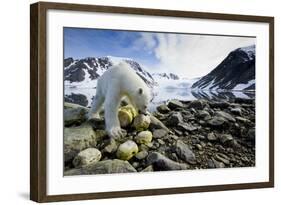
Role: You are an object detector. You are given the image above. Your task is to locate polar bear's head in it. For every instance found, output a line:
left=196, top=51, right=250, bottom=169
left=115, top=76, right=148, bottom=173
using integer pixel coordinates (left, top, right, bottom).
left=132, top=87, right=151, bottom=115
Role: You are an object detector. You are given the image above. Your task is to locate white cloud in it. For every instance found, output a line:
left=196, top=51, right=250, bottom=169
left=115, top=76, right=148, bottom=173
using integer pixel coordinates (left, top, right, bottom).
left=137, top=33, right=255, bottom=78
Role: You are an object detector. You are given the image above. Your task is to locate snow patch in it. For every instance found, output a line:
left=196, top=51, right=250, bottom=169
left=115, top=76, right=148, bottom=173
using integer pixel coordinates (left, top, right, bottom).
left=233, top=80, right=255, bottom=90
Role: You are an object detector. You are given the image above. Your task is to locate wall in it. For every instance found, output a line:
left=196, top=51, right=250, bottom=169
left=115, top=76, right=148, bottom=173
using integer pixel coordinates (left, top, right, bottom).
left=0, top=0, right=279, bottom=204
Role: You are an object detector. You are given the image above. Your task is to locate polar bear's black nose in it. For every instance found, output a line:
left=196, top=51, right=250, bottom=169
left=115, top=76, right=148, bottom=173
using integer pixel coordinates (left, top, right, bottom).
left=139, top=110, right=149, bottom=116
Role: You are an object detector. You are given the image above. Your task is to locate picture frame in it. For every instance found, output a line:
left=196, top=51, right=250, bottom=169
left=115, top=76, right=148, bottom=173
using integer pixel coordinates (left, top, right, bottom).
left=30, top=1, right=274, bottom=202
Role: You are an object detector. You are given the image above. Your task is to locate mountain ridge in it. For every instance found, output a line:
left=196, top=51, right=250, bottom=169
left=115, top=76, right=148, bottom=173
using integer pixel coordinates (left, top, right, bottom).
left=192, top=45, right=255, bottom=91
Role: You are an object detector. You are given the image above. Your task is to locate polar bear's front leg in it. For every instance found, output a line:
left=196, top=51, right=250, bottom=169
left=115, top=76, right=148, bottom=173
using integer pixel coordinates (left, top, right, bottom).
left=104, top=91, right=123, bottom=139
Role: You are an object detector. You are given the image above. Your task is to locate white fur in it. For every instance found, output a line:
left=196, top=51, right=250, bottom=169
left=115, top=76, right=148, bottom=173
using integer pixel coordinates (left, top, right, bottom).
left=88, top=62, right=151, bottom=138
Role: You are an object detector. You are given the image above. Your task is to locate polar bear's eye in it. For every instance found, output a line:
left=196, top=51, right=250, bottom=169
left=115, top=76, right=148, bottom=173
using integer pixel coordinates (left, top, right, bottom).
left=138, top=88, right=143, bottom=95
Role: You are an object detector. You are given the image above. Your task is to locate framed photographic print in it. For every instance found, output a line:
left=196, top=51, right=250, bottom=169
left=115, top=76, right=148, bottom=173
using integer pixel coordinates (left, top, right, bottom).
left=30, top=1, right=274, bottom=202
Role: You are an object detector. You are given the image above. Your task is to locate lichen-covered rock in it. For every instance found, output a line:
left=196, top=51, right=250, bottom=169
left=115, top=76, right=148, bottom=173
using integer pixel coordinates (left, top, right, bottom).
left=73, top=148, right=101, bottom=168
left=134, top=131, right=153, bottom=144
left=147, top=152, right=189, bottom=171
left=64, top=123, right=97, bottom=162
left=118, top=105, right=137, bottom=127
left=64, top=102, right=88, bottom=109
left=175, top=140, right=196, bottom=164
left=64, top=103, right=89, bottom=126
left=116, top=140, right=139, bottom=160
left=64, top=159, right=137, bottom=175
left=133, top=114, right=151, bottom=131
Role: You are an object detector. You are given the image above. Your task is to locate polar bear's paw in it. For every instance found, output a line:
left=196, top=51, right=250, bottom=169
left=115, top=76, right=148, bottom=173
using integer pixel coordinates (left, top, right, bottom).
left=107, top=126, right=124, bottom=139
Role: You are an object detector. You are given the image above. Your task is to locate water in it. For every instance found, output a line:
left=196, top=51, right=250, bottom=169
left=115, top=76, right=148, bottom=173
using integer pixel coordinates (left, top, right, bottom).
left=64, top=85, right=255, bottom=111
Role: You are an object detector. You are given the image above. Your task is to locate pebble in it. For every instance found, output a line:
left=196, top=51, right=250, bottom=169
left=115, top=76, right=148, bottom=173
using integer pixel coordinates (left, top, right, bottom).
left=153, top=129, right=168, bottom=139
left=73, top=148, right=102, bottom=168
left=135, top=131, right=153, bottom=144
left=207, top=132, right=217, bottom=141
left=135, top=150, right=148, bottom=160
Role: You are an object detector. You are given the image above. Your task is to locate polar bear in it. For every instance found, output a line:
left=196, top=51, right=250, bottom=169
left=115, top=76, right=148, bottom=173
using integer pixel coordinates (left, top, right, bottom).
left=88, top=62, right=152, bottom=138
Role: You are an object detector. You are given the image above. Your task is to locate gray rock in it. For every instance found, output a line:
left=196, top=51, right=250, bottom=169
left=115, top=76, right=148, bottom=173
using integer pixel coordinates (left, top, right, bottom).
left=157, top=138, right=165, bottom=145
left=235, top=98, right=254, bottom=104
left=166, top=112, right=183, bottom=126
left=207, top=132, right=217, bottom=141
left=209, top=101, right=230, bottom=109
left=235, top=116, right=251, bottom=123
left=153, top=129, right=168, bottom=139
left=247, top=128, right=255, bottom=142
left=207, top=159, right=215, bottom=168
left=147, top=152, right=189, bottom=171
left=212, top=158, right=225, bottom=168
left=64, top=103, right=89, bottom=126
left=215, top=153, right=230, bottom=165
left=73, top=148, right=101, bottom=168
left=88, top=117, right=105, bottom=130
left=195, top=144, right=203, bottom=150
left=167, top=99, right=184, bottom=110
left=219, top=134, right=233, bottom=144
left=197, top=110, right=211, bottom=120
left=207, top=116, right=227, bottom=127
left=132, top=162, right=139, bottom=169
left=103, top=138, right=118, bottom=154
left=64, top=123, right=97, bottom=162
left=170, top=135, right=179, bottom=140
left=64, top=159, right=137, bottom=175
left=173, top=129, right=183, bottom=136
left=141, top=165, right=154, bottom=172
left=149, top=115, right=170, bottom=132
left=198, top=135, right=206, bottom=140
left=175, top=140, right=196, bottom=164
left=230, top=107, right=242, bottom=116
left=188, top=100, right=205, bottom=110
left=157, top=104, right=171, bottom=114
left=215, top=111, right=236, bottom=122
left=135, top=150, right=148, bottom=160
left=177, top=122, right=197, bottom=132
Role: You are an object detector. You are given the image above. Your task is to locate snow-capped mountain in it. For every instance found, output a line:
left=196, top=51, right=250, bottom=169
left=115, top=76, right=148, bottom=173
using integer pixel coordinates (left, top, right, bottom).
left=192, top=45, right=255, bottom=91
left=152, top=73, right=180, bottom=81
left=64, top=56, right=155, bottom=88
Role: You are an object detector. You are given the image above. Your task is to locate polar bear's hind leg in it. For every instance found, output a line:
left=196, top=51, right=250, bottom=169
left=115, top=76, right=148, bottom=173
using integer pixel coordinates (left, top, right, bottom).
left=88, top=89, right=104, bottom=120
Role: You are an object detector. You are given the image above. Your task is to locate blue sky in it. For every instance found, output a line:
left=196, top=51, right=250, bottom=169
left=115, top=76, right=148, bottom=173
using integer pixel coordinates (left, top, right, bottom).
left=64, top=27, right=255, bottom=78
left=64, top=28, right=158, bottom=67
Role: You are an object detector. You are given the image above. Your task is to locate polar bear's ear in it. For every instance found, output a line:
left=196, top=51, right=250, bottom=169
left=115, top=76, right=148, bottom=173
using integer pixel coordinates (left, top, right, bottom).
left=138, top=88, right=143, bottom=95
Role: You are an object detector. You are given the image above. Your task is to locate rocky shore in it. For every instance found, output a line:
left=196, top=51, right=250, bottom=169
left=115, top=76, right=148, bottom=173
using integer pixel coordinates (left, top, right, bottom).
left=64, top=98, right=255, bottom=175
